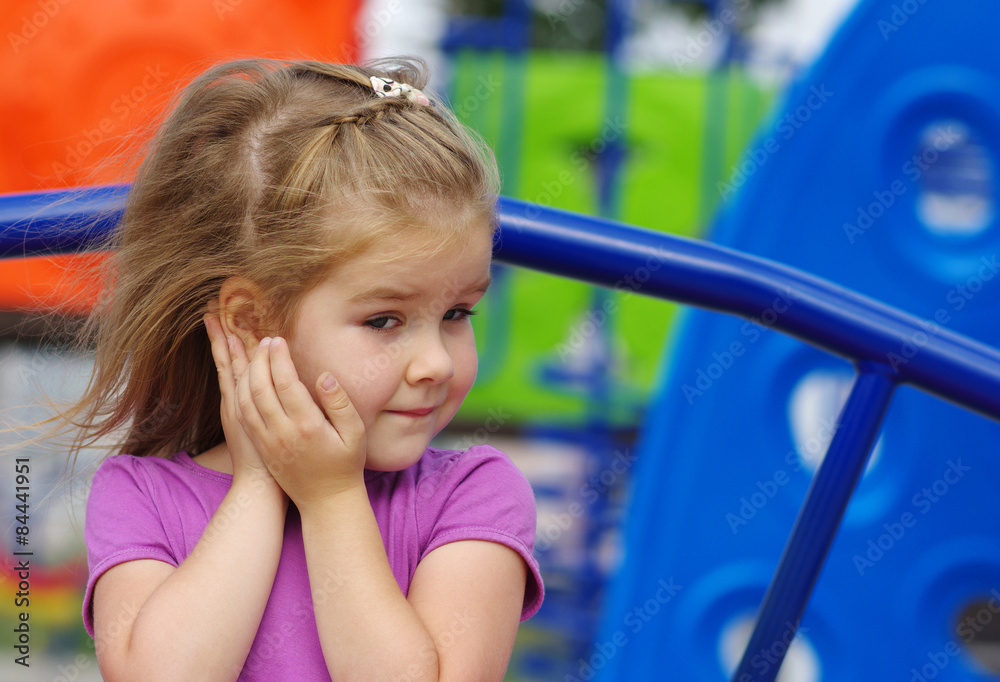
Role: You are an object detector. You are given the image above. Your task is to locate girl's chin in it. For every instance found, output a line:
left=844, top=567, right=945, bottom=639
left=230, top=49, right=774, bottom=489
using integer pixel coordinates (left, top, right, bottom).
left=363, top=444, right=431, bottom=473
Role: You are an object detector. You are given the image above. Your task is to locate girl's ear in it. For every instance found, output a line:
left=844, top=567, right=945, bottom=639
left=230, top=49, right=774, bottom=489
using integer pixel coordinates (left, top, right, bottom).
left=218, top=277, right=270, bottom=353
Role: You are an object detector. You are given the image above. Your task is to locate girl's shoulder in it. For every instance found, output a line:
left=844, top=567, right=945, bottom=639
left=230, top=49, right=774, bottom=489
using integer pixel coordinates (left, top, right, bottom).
left=365, top=443, right=533, bottom=509
left=405, top=444, right=545, bottom=619
left=85, top=452, right=232, bottom=560
left=416, top=443, right=521, bottom=480
left=406, top=444, right=536, bottom=511
left=89, top=451, right=232, bottom=498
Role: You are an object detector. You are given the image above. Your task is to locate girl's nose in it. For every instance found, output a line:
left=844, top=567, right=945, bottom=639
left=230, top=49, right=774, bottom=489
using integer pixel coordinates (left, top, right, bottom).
left=405, top=327, right=455, bottom=385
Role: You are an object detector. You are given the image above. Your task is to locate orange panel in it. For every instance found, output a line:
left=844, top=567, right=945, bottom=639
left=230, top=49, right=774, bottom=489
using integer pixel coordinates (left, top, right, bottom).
left=0, top=253, right=106, bottom=314
left=1, top=0, right=362, bottom=312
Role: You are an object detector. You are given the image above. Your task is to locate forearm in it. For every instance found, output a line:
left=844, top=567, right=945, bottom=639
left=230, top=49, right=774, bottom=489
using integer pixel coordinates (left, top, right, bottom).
left=117, top=477, right=286, bottom=681
left=300, top=487, right=439, bottom=682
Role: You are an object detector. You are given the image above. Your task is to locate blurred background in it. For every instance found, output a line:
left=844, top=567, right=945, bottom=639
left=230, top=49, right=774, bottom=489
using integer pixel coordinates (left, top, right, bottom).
left=4, top=0, right=1000, bottom=680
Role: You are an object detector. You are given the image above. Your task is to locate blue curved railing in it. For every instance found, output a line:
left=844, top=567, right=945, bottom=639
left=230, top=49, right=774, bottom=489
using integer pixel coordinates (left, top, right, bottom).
left=4, top=186, right=1000, bottom=681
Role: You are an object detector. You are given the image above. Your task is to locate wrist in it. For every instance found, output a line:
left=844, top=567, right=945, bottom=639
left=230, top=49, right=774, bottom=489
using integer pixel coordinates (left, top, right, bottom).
left=231, top=470, right=288, bottom=508
left=297, top=481, right=369, bottom=523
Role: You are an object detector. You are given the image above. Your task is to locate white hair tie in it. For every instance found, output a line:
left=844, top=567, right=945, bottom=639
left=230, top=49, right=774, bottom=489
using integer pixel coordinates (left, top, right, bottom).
left=370, top=76, right=430, bottom=106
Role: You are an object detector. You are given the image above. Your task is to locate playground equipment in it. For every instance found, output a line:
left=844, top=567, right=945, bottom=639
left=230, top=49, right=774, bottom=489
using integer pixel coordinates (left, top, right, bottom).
left=593, top=0, right=1000, bottom=679
left=3, top=171, right=1000, bottom=681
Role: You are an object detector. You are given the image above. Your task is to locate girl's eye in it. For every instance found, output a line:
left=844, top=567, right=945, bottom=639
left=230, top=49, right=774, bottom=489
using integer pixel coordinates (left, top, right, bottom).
left=444, top=308, right=477, bottom=322
left=366, top=316, right=402, bottom=331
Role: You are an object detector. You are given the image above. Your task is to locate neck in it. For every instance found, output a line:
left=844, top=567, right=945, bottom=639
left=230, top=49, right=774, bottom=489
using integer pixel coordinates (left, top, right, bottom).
left=191, top=442, right=233, bottom=475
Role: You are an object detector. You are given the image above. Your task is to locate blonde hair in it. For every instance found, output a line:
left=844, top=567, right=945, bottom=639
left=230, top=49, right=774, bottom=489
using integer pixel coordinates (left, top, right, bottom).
left=62, top=57, right=500, bottom=461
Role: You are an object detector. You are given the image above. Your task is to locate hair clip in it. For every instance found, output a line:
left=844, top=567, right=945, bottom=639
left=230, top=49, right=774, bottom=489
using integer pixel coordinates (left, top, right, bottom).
left=370, top=76, right=430, bottom=106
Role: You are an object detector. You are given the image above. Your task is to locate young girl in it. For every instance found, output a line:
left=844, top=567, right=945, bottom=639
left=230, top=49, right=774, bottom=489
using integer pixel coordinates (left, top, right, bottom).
left=76, top=57, right=543, bottom=680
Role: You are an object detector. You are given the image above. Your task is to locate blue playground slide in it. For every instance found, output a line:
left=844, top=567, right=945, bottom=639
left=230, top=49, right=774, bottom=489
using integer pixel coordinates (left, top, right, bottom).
left=595, top=0, right=1000, bottom=679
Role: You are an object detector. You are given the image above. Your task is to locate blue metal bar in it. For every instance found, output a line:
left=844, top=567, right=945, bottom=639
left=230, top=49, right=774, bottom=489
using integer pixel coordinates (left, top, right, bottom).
left=730, top=362, right=898, bottom=682
left=0, top=185, right=127, bottom=258
left=493, top=197, right=1000, bottom=421
left=3, top=188, right=1000, bottom=423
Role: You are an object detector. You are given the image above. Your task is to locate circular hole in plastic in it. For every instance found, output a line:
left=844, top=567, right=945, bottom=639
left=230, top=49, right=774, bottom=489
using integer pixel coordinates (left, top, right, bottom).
left=914, top=119, right=995, bottom=239
left=718, top=614, right=821, bottom=682
left=787, top=369, right=884, bottom=477
left=953, top=597, right=1000, bottom=675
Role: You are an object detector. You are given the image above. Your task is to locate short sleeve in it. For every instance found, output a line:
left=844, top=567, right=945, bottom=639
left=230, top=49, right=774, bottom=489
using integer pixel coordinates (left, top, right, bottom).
left=416, top=446, right=544, bottom=620
left=82, top=455, right=180, bottom=636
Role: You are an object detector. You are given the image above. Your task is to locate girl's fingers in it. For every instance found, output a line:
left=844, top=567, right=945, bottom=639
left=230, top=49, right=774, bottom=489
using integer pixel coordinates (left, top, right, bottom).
left=267, top=337, right=323, bottom=422
left=204, top=315, right=235, bottom=402
left=237, top=339, right=270, bottom=433
left=316, top=372, right=365, bottom=448
left=246, top=336, right=299, bottom=431
left=229, top=333, right=250, bottom=381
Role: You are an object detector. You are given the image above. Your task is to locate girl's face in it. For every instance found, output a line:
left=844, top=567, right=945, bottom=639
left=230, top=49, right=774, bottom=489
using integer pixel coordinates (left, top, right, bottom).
left=283, top=228, right=493, bottom=471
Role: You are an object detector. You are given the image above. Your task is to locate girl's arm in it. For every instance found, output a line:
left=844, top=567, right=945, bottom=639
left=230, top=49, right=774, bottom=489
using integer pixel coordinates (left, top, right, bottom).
left=405, top=539, right=527, bottom=679
left=93, top=476, right=285, bottom=681
left=91, top=317, right=287, bottom=682
left=301, top=504, right=527, bottom=681
left=237, top=337, right=528, bottom=681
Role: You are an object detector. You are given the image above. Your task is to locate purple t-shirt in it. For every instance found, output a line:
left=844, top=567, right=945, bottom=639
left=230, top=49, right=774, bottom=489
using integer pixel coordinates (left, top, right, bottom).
left=84, top=445, right=543, bottom=680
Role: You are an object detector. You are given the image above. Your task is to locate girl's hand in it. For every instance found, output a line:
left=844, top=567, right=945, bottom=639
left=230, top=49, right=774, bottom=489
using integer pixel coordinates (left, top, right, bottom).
left=204, top=314, right=280, bottom=488
left=235, top=336, right=367, bottom=507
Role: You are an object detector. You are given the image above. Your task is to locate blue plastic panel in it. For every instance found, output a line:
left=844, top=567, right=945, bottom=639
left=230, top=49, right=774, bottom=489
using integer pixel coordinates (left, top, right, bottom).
left=595, top=0, right=1000, bottom=679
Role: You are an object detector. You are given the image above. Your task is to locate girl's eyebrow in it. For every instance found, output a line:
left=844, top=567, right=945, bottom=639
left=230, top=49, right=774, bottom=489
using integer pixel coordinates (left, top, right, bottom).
left=349, top=277, right=492, bottom=305
left=469, top=276, right=492, bottom=295
left=348, top=287, right=420, bottom=304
